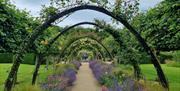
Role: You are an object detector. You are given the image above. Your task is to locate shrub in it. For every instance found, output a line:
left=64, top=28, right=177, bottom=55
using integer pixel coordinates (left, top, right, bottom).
left=54, top=64, right=76, bottom=75
left=158, top=53, right=173, bottom=64
left=166, top=61, right=180, bottom=68
left=0, top=53, right=35, bottom=64
left=121, top=78, right=144, bottom=91
left=0, top=53, right=13, bottom=63
left=61, top=68, right=76, bottom=85
left=90, top=61, right=146, bottom=91
left=100, top=74, right=114, bottom=87
left=42, top=74, right=64, bottom=91
left=89, top=61, right=113, bottom=82
left=22, top=53, right=35, bottom=65
left=42, top=63, right=77, bottom=91
left=108, top=80, right=122, bottom=91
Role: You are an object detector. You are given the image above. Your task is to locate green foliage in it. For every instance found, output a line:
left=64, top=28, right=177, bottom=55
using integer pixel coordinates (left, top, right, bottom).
left=0, top=53, right=13, bottom=63
left=23, top=53, right=36, bottom=64
left=132, top=0, right=180, bottom=51
left=100, top=74, right=114, bottom=87
left=172, top=51, right=180, bottom=62
left=166, top=61, right=180, bottom=68
left=112, top=0, right=139, bottom=21
left=34, top=25, right=62, bottom=54
left=0, top=0, right=40, bottom=52
left=158, top=53, right=173, bottom=63
left=58, top=30, right=110, bottom=60
left=49, top=0, right=139, bottom=22
left=0, top=53, right=35, bottom=64
left=54, top=63, right=76, bottom=74
left=157, top=50, right=180, bottom=64
left=40, top=6, right=58, bottom=21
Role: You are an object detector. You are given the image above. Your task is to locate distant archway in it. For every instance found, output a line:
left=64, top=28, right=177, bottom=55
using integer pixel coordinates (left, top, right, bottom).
left=59, top=36, right=113, bottom=61
left=66, top=44, right=105, bottom=61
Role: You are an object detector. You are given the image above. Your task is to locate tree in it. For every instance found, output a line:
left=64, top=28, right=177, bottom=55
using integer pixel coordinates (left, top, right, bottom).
left=131, top=0, right=180, bottom=52
left=0, top=0, right=39, bottom=53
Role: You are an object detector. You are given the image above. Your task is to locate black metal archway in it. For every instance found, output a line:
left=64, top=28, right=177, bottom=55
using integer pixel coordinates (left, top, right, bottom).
left=59, top=36, right=113, bottom=61
left=66, top=43, right=105, bottom=61
left=5, top=5, right=168, bottom=91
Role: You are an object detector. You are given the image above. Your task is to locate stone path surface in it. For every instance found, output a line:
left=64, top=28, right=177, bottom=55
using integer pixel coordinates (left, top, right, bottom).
left=68, top=62, right=101, bottom=91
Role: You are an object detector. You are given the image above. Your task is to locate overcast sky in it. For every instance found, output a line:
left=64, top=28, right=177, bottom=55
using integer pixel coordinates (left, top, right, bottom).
left=10, top=0, right=162, bottom=28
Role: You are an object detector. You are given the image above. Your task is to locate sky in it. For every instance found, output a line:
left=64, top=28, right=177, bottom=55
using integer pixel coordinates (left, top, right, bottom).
left=10, top=0, right=162, bottom=28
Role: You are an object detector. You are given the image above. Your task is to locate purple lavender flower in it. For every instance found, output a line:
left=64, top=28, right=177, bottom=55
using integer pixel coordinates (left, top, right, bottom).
left=121, top=78, right=145, bottom=91
left=42, top=67, right=77, bottom=91
left=61, top=68, right=76, bottom=85
left=89, top=61, right=113, bottom=83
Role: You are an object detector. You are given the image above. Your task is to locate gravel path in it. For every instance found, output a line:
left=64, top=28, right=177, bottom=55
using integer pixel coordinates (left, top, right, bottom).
left=68, top=62, right=101, bottom=91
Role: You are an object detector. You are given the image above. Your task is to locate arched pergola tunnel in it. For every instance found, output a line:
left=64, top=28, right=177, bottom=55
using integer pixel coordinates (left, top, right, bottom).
left=32, top=22, right=143, bottom=84
left=59, top=36, right=113, bottom=61
left=77, top=51, right=95, bottom=61
left=32, top=21, right=161, bottom=87
left=61, top=39, right=106, bottom=62
left=35, top=21, right=142, bottom=82
left=5, top=5, right=168, bottom=91
left=72, top=48, right=99, bottom=61
left=31, top=23, right=118, bottom=85
left=32, top=24, right=116, bottom=85
left=66, top=43, right=105, bottom=62
left=63, top=38, right=111, bottom=61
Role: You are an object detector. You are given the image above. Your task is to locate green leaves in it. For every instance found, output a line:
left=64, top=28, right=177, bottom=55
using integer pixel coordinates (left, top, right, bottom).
left=0, top=1, right=39, bottom=52
left=131, top=0, right=180, bottom=51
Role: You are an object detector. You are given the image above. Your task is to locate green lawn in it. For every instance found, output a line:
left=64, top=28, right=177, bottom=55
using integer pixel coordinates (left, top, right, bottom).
left=0, top=64, right=53, bottom=90
left=140, top=64, right=180, bottom=91
left=0, top=64, right=179, bottom=91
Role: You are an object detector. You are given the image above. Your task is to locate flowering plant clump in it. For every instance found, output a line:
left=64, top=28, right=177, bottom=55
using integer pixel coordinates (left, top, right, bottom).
left=108, top=79, right=122, bottom=91
left=89, top=61, right=145, bottom=91
left=89, top=61, right=113, bottom=83
left=42, top=63, right=80, bottom=91
left=42, top=74, right=66, bottom=91
left=71, top=60, right=81, bottom=70
left=61, top=68, right=76, bottom=85
left=120, top=78, right=144, bottom=91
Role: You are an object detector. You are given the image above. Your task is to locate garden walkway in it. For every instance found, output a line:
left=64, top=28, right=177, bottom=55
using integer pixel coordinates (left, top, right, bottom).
left=68, top=62, right=101, bottom=91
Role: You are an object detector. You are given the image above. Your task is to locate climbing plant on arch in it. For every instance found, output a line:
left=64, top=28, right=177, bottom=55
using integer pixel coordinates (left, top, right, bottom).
left=59, top=36, right=113, bottom=61
left=5, top=5, right=168, bottom=91
left=66, top=43, right=106, bottom=61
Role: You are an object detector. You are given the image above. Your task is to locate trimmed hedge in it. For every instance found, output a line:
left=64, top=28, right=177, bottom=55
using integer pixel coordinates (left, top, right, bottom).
left=0, top=53, right=35, bottom=65
left=0, top=53, right=13, bottom=63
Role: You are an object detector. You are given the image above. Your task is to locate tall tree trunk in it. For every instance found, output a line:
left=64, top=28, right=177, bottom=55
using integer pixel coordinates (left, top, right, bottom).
left=45, top=58, right=49, bottom=71
left=132, top=60, right=141, bottom=80
left=4, top=53, right=24, bottom=91
left=12, top=54, right=17, bottom=86
left=32, top=54, right=44, bottom=85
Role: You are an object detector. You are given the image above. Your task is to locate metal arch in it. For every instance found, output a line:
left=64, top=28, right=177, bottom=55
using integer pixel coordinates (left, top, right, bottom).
left=70, top=45, right=104, bottom=60
left=6, top=5, right=168, bottom=90
left=46, top=22, right=100, bottom=49
left=60, top=37, right=107, bottom=62
left=66, top=43, right=105, bottom=62
left=59, top=36, right=113, bottom=61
